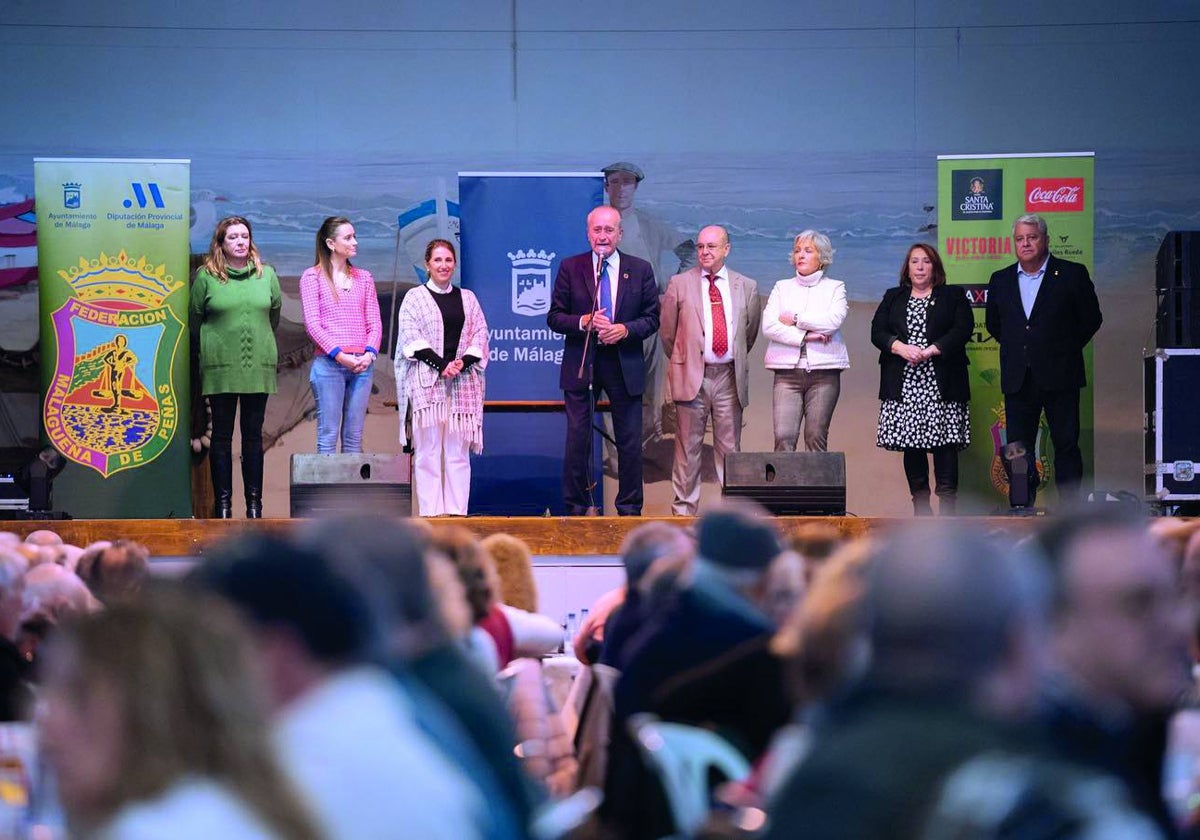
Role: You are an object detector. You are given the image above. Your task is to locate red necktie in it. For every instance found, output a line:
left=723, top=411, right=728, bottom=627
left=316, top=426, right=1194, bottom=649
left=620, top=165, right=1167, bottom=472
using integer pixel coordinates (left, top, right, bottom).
left=707, top=274, right=728, bottom=357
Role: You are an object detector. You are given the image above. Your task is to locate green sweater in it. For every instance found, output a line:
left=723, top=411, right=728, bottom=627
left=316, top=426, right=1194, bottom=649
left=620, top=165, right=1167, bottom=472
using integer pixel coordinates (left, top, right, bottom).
left=190, top=263, right=282, bottom=395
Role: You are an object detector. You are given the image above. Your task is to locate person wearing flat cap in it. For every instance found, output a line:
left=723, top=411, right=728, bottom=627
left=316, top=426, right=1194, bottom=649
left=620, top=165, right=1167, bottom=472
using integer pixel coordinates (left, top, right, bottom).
left=601, top=502, right=786, bottom=838
left=602, top=161, right=694, bottom=447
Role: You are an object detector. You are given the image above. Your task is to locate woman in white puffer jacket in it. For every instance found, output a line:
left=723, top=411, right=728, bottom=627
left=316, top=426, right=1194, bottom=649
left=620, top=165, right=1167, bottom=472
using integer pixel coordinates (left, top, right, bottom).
left=762, top=230, right=849, bottom=452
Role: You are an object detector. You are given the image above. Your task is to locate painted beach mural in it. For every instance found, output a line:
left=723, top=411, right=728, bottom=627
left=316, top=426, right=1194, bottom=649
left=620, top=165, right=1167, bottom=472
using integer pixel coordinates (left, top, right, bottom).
left=0, top=149, right=1194, bottom=514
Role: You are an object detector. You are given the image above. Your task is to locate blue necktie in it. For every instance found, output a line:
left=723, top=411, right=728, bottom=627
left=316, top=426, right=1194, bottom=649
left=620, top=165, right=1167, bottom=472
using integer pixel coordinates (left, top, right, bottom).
left=598, top=257, right=612, bottom=318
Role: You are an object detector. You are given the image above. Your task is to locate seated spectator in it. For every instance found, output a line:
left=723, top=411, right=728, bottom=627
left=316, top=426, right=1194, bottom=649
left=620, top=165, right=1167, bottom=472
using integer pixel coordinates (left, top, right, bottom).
left=77, top=539, right=149, bottom=604
left=18, top=563, right=102, bottom=675
left=481, top=533, right=539, bottom=613
left=69, top=542, right=111, bottom=580
left=787, top=521, right=845, bottom=586
left=304, top=515, right=540, bottom=835
left=762, top=550, right=806, bottom=628
left=22, top=529, right=65, bottom=568
left=573, top=522, right=693, bottom=666
left=189, top=532, right=491, bottom=840
left=22, top=529, right=62, bottom=549
left=717, top=538, right=875, bottom=811
left=1035, top=507, right=1192, bottom=837
left=38, top=585, right=323, bottom=839
left=23, top=563, right=101, bottom=619
left=435, top=526, right=560, bottom=672
left=59, top=544, right=84, bottom=574
left=764, top=522, right=1160, bottom=840
left=603, top=503, right=785, bottom=839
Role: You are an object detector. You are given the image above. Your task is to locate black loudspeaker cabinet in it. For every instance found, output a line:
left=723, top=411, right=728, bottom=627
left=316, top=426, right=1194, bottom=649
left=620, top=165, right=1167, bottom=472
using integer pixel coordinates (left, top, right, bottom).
left=1156, top=231, right=1200, bottom=348
left=722, top=451, right=846, bottom=515
left=290, top=453, right=412, bottom=517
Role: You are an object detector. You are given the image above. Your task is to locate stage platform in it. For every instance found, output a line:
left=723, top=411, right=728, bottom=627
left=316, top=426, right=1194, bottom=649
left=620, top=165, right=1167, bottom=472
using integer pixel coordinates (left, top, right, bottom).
left=2, top=515, right=1043, bottom=558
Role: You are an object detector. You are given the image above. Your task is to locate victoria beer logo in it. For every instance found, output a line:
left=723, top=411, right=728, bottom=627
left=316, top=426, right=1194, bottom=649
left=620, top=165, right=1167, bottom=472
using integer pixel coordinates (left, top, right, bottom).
left=1025, top=178, right=1084, bottom=212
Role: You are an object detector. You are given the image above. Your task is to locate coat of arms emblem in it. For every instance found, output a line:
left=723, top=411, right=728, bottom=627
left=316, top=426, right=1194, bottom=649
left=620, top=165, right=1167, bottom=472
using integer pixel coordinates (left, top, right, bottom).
left=44, top=251, right=184, bottom=477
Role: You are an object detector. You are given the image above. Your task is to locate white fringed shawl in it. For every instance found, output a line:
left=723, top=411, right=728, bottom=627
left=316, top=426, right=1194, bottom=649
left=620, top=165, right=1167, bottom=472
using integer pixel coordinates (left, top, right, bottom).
left=394, top=284, right=488, bottom=453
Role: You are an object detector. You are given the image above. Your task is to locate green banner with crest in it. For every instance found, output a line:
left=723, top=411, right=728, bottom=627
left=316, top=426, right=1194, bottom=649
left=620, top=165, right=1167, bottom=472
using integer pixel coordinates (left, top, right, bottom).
left=937, top=152, right=1095, bottom=510
left=35, top=158, right=190, bottom=517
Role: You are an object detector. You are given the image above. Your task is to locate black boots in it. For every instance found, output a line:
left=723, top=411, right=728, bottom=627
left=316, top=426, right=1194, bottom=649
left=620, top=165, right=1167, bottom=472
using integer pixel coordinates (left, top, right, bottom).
left=211, top=442, right=264, bottom=518
left=243, top=442, right=264, bottom=519
left=903, top=449, right=933, bottom=516
left=905, top=448, right=959, bottom=516
left=210, top=442, right=234, bottom=519
left=932, top=446, right=958, bottom=516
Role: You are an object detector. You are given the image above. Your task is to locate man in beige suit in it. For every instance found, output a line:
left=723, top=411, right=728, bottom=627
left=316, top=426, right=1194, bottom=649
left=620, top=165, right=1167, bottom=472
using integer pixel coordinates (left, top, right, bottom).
left=660, top=226, right=762, bottom=515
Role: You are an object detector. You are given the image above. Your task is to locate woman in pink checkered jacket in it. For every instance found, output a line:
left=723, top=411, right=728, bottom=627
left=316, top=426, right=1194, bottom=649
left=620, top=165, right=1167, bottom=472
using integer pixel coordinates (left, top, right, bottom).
left=299, top=216, right=383, bottom=453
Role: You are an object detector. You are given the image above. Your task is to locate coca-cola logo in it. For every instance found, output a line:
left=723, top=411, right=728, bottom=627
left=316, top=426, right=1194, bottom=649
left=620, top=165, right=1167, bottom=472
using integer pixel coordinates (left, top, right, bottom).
left=1029, top=186, right=1080, bottom=203
left=1025, top=178, right=1085, bottom=212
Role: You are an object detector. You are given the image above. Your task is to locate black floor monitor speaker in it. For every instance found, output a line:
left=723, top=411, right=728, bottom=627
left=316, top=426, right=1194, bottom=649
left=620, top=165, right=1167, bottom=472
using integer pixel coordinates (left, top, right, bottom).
left=722, top=451, right=846, bottom=515
left=290, top=453, right=412, bottom=518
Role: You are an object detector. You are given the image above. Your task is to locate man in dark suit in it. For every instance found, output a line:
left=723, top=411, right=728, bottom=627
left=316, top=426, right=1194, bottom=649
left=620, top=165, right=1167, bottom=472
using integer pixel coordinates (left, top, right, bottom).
left=547, top=205, right=660, bottom=515
left=986, top=213, right=1102, bottom=505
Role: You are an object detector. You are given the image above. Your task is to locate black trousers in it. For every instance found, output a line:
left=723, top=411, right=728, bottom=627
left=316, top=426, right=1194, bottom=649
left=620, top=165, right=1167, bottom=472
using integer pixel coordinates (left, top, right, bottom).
left=209, top=393, right=268, bottom=451
left=1004, top=373, right=1083, bottom=503
left=208, top=393, right=268, bottom=508
left=563, top=349, right=643, bottom=515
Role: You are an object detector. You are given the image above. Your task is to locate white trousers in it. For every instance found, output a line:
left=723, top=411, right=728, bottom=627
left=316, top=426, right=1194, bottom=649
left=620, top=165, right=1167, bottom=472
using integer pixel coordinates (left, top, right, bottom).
left=412, top=420, right=472, bottom=516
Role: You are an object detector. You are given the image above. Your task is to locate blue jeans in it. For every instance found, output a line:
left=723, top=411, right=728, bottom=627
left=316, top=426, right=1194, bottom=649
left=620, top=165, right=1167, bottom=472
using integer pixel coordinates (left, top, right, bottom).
left=309, top=354, right=373, bottom=453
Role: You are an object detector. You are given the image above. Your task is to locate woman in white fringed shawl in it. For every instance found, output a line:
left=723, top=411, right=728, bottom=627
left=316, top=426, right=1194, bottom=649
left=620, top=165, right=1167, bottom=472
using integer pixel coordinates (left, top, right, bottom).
left=395, top=239, right=488, bottom=516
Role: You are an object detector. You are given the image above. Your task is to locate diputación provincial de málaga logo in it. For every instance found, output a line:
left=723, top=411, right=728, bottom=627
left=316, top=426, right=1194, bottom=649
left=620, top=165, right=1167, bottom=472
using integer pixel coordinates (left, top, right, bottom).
left=43, top=251, right=184, bottom=477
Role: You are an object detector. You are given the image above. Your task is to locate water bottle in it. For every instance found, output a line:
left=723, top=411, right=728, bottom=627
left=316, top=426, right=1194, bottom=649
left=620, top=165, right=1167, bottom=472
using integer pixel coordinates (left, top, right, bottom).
left=566, top=612, right=577, bottom=646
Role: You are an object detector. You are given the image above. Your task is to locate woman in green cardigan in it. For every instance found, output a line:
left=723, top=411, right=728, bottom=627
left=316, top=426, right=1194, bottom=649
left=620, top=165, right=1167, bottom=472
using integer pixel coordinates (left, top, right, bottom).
left=191, top=216, right=281, bottom=518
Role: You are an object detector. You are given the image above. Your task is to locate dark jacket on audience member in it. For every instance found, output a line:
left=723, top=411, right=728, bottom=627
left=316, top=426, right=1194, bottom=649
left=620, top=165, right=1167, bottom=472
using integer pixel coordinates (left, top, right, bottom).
left=1038, top=679, right=1178, bottom=838
left=400, top=643, right=540, bottom=833
left=0, top=636, right=31, bottom=721
left=603, top=566, right=776, bottom=840
left=763, top=685, right=1034, bottom=840
left=652, top=634, right=791, bottom=760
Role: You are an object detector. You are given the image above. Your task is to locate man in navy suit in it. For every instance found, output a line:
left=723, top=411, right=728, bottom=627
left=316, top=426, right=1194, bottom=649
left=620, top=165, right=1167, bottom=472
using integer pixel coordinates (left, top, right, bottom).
left=548, top=205, right=660, bottom=515
left=986, top=213, right=1102, bottom=505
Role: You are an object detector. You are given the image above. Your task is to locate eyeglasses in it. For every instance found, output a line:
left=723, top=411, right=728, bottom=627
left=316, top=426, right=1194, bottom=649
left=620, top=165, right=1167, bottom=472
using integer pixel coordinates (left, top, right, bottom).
left=696, top=243, right=725, bottom=252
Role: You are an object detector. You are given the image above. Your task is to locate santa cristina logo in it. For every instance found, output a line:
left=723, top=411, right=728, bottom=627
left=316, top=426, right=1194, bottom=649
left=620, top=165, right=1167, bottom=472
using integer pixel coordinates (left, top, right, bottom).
left=951, top=169, right=1003, bottom=221
left=508, top=248, right=557, bottom=316
left=43, top=251, right=184, bottom=477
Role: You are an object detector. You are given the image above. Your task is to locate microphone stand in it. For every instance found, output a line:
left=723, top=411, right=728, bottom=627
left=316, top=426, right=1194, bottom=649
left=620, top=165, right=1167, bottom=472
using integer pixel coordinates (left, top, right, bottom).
left=579, top=254, right=606, bottom=515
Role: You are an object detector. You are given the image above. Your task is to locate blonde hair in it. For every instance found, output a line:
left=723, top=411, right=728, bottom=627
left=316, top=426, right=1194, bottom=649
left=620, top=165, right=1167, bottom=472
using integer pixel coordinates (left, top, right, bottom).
left=48, top=586, right=322, bottom=839
left=772, top=538, right=874, bottom=705
left=200, top=216, right=264, bottom=282
left=792, top=230, right=835, bottom=269
left=480, top=533, right=537, bottom=612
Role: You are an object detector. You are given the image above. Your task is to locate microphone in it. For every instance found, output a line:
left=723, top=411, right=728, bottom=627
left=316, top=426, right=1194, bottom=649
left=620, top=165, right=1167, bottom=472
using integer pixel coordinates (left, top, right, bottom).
left=588, top=251, right=606, bottom=330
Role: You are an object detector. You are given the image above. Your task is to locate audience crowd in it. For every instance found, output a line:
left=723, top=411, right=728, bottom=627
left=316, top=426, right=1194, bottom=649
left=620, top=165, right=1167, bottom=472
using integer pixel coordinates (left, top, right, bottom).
left=3, top=505, right=1200, bottom=839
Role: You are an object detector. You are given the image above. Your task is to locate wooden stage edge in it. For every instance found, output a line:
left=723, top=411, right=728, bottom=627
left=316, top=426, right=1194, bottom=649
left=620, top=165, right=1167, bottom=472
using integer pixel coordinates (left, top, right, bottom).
left=1, top=515, right=1044, bottom=558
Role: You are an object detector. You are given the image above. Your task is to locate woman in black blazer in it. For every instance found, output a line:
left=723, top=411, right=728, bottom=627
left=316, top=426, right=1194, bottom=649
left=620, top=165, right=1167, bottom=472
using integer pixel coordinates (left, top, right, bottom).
left=871, top=244, right=973, bottom=514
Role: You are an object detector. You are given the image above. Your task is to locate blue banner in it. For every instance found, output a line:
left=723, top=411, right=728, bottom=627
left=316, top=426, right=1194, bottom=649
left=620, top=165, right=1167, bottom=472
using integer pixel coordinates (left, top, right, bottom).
left=459, top=173, right=603, bottom=515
